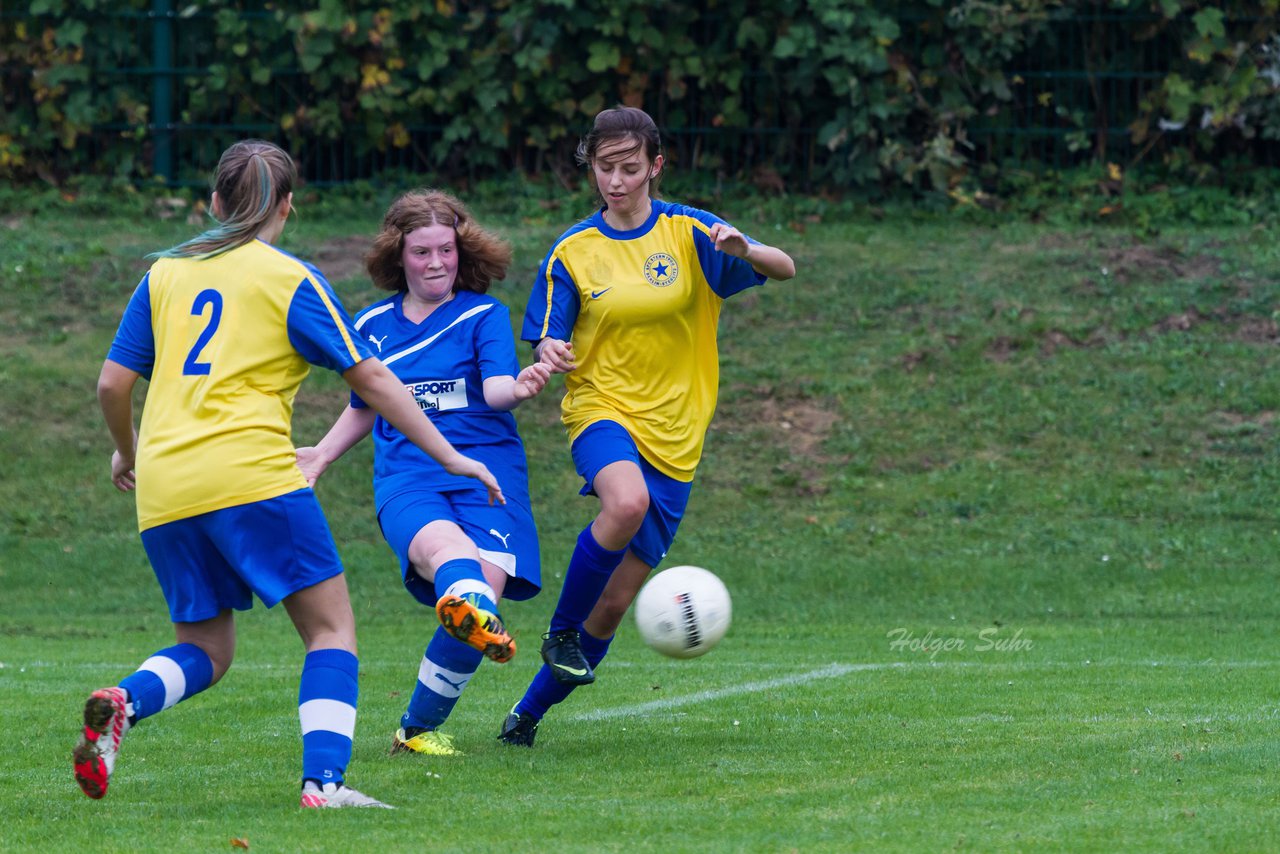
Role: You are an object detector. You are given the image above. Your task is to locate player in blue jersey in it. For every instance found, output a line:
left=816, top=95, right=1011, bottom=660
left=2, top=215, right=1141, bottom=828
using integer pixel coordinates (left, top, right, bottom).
left=296, top=190, right=551, bottom=757
left=76, top=141, right=503, bottom=809
left=498, top=107, right=796, bottom=746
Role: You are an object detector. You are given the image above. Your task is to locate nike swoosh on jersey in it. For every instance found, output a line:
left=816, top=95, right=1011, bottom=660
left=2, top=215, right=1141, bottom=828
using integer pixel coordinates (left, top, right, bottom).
left=590, top=288, right=612, bottom=299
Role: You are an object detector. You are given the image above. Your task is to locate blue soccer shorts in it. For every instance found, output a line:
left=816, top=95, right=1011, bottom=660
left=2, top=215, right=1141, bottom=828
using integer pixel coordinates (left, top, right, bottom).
left=570, top=419, right=694, bottom=569
left=139, top=487, right=344, bottom=623
left=377, top=485, right=542, bottom=605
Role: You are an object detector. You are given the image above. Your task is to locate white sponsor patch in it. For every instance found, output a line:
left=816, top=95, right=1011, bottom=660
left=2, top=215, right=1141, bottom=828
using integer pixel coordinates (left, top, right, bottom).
left=408, top=377, right=467, bottom=412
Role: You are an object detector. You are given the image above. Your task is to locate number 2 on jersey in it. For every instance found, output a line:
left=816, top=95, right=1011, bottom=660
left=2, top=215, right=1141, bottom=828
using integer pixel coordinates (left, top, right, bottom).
left=183, top=289, right=223, bottom=376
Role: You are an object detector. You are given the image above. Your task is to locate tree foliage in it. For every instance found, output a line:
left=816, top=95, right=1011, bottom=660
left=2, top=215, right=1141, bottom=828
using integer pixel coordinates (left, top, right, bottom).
left=3, top=0, right=1279, bottom=190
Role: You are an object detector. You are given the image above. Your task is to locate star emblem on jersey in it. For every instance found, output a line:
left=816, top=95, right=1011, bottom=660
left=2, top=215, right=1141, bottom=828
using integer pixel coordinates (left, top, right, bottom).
left=643, top=253, right=678, bottom=287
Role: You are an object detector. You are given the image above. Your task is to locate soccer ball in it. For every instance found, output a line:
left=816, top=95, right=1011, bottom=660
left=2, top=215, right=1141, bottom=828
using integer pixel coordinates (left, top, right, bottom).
left=634, top=565, right=732, bottom=659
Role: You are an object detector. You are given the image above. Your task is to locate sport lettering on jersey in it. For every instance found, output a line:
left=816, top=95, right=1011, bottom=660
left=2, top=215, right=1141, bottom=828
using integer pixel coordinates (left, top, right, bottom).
left=408, top=378, right=467, bottom=412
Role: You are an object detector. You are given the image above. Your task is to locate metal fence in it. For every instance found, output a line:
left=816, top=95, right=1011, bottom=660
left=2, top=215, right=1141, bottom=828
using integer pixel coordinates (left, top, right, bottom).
left=10, top=5, right=1274, bottom=187
left=96, top=3, right=819, bottom=188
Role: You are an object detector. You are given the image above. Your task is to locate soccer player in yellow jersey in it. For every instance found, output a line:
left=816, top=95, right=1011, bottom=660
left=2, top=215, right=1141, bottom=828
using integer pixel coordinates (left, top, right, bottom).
left=498, top=107, right=796, bottom=746
left=73, top=140, right=502, bottom=809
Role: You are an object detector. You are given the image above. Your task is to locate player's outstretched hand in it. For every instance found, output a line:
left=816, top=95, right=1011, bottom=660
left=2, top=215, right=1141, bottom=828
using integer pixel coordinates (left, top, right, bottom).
left=110, top=450, right=136, bottom=492
left=708, top=222, right=749, bottom=258
left=295, top=446, right=328, bottom=487
left=513, top=362, right=553, bottom=401
left=536, top=338, right=576, bottom=373
left=443, top=454, right=506, bottom=505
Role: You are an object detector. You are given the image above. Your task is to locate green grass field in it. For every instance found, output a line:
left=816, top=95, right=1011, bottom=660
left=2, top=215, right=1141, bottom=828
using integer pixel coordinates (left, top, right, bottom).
left=3, top=188, right=1280, bottom=852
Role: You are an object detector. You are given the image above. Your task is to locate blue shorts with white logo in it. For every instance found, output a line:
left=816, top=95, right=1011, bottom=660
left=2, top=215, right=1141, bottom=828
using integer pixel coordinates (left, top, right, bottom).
left=571, top=420, right=694, bottom=569
left=377, top=485, right=542, bottom=606
left=139, top=488, right=344, bottom=623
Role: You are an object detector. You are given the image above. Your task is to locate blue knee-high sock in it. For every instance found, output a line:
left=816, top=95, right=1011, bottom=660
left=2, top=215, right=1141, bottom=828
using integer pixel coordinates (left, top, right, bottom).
left=434, top=558, right=498, bottom=614
left=118, top=643, right=214, bottom=723
left=402, top=626, right=484, bottom=731
left=516, top=630, right=614, bottom=720
left=298, top=648, right=358, bottom=787
left=548, top=526, right=626, bottom=633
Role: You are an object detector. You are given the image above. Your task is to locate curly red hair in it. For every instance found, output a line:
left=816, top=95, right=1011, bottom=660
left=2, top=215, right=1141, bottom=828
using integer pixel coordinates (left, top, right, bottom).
left=366, top=190, right=512, bottom=294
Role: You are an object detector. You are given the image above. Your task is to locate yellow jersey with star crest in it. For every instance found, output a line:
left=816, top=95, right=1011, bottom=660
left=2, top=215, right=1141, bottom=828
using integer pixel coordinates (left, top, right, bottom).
left=522, top=199, right=767, bottom=481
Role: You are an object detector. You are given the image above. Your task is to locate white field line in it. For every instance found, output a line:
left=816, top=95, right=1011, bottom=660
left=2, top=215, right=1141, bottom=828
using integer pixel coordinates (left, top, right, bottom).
left=565, top=659, right=1280, bottom=722
left=568, top=662, right=889, bottom=722
left=8, top=658, right=1280, bottom=673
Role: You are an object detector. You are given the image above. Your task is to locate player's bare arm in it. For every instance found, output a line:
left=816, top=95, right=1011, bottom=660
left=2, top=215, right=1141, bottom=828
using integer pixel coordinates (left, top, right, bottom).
left=708, top=222, right=796, bottom=280
left=296, top=404, right=377, bottom=486
left=534, top=337, right=576, bottom=373
left=483, top=361, right=553, bottom=411
left=96, top=359, right=141, bottom=492
left=343, top=357, right=505, bottom=505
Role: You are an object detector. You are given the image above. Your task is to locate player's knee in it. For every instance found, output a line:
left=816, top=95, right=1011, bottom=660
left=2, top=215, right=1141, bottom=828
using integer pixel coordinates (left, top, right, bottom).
left=602, top=491, right=649, bottom=533
left=191, top=642, right=234, bottom=685
left=208, top=655, right=233, bottom=686
left=410, top=533, right=474, bottom=572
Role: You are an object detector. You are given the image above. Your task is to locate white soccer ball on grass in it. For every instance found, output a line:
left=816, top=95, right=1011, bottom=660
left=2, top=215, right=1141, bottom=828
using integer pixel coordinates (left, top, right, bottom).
left=634, top=565, right=732, bottom=659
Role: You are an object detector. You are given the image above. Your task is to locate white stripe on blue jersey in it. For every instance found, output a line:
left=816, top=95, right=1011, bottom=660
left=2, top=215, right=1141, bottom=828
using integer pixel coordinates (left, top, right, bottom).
left=383, top=304, right=493, bottom=367
left=349, top=290, right=531, bottom=508
left=354, top=301, right=395, bottom=331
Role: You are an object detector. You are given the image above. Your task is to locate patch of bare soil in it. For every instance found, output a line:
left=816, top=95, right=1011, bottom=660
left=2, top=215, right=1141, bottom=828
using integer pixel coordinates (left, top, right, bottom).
left=901, top=349, right=931, bottom=372
left=875, top=454, right=947, bottom=475
left=1101, top=243, right=1221, bottom=284
left=751, top=397, right=839, bottom=460
left=1209, top=410, right=1278, bottom=429
left=1039, top=328, right=1114, bottom=356
left=1233, top=315, right=1279, bottom=343
left=984, top=335, right=1021, bottom=362
left=970, top=234, right=1273, bottom=361
left=1030, top=232, right=1222, bottom=284
left=1034, top=232, right=1084, bottom=251
left=1151, top=308, right=1204, bottom=334
left=311, top=236, right=373, bottom=284
left=715, top=393, right=843, bottom=494
left=1149, top=306, right=1278, bottom=343
left=1203, top=409, right=1279, bottom=455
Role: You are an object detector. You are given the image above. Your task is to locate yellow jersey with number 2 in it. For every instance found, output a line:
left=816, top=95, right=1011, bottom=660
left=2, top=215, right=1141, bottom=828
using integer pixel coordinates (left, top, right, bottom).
left=107, top=239, right=370, bottom=531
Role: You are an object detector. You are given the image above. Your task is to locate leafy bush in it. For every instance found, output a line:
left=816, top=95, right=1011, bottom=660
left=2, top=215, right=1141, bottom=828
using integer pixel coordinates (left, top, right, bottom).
left=3, top=1, right=1279, bottom=194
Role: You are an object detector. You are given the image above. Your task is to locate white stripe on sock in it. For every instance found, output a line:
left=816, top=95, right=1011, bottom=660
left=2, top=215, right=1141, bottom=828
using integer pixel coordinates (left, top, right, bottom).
left=417, top=657, right=474, bottom=699
left=442, top=578, right=495, bottom=604
left=138, top=654, right=187, bottom=711
left=299, top=698, right=357, bottom=737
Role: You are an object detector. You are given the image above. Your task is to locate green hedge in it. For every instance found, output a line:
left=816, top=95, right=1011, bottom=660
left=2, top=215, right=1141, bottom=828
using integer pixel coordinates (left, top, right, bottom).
left=3, top=0, right=1279, bottom=190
